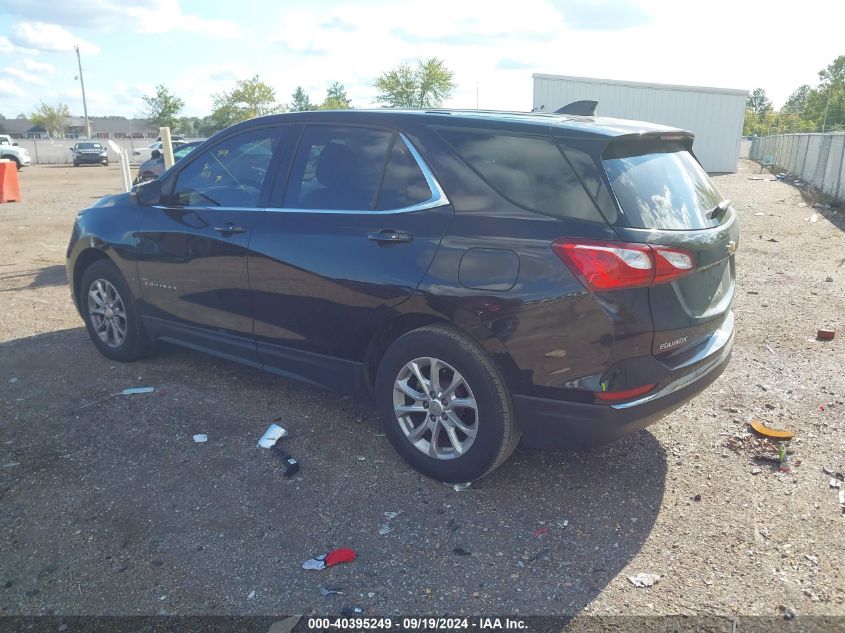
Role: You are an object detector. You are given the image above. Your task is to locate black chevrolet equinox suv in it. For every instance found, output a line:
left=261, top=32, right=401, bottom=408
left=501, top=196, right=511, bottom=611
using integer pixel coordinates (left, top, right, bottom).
left=67, top=107, right=737, bottom=482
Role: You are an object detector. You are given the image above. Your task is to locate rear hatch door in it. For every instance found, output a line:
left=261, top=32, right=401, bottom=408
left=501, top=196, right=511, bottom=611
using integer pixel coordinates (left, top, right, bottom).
left=601, top=136, right=738, bottom=362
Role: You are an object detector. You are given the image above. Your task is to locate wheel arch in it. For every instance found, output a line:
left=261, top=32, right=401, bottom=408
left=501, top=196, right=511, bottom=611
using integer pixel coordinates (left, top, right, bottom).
left=72, top=248, right=112, bottom=313
left=361, top=311, right=523, bottom=398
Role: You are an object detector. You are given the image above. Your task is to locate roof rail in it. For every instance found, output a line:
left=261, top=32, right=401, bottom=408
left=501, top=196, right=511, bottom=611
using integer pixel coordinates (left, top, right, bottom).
left=554, top=100, right=598, bottom=116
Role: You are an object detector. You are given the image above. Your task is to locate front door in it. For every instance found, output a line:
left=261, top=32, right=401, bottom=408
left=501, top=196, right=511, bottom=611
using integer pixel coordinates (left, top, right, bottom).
left=135, top=125, right=292, bottom=363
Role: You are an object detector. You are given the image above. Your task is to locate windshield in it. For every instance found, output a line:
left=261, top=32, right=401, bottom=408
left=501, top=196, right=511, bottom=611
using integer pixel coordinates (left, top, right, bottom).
left=603, top=143, right=725, bottom=230
left=76, top=143, right=102, bottom=150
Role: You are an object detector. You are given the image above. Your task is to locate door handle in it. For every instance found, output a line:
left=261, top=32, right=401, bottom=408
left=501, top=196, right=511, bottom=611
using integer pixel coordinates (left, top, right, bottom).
left=213, top=223, right=246, bottom=234
left=367, top=229, right=413, bottom=244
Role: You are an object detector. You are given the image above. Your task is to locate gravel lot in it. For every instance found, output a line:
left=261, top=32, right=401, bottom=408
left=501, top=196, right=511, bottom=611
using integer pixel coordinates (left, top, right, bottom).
left=0, top=162, right=843, bottom=620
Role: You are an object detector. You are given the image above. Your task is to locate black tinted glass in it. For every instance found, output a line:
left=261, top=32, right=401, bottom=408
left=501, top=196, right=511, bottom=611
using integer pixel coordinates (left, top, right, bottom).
left=603, top=143, right=724, bottom=230
left=437, top=128, right=603, bottom=222
left=376, top=138, right=432, bottom=210
left=171, top=128, right=285, bottom=208
left=284, top=126, right=393, bottom=211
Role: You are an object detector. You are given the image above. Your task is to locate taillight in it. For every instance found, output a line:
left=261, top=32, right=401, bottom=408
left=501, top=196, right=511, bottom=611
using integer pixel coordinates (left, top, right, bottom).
left=551, top=239, right=695, bottom=292
left=594, top=383, right=657, bottom=402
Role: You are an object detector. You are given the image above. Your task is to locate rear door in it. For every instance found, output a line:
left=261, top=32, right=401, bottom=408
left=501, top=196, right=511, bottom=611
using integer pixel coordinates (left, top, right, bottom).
left=248, top=124, right=453, bottom=392
left=135, top=125, right=291, bottom=363
left=600, top=138, right=739, bottom=362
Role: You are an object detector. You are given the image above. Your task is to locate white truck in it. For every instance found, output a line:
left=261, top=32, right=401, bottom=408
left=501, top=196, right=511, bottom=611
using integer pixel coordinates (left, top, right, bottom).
left=0, top=134, right=32, bottom=170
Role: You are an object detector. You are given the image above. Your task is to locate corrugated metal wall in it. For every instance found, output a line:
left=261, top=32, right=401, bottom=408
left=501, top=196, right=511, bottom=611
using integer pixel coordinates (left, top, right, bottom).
left=750, top=133, right=845, bottom=202
left=533, top=75, right=748, bottom=173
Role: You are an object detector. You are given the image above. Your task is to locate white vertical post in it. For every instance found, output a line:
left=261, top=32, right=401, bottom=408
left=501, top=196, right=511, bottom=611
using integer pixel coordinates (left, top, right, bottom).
left=120, top=149, right=131, bottom=191
left=160, top=127, right=174, bottom=170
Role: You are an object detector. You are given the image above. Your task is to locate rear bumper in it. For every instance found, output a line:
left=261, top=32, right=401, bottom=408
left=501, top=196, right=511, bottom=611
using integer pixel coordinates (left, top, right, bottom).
left=514, top=321, right=733, bottom=448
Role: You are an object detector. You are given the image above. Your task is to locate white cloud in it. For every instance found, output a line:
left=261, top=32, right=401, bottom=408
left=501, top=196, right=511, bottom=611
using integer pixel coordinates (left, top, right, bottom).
left=22, top=59, right=55, bottom=74
left=2, top=67, right=47, bottom=86
left=2, top=0, right=240, bottom=39
left=0, top=34, right=39, bottom=56
left=0, top=78, right=26, bottom=98
left=10, top=22, right=100, bottom=55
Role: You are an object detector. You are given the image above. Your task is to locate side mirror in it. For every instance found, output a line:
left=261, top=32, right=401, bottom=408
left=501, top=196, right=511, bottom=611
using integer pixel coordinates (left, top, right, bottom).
left=135, top=179, right=162, bottom=206
left=150, top=149, right=161, bottom=159
left=12, top=142, right=19, bottom=146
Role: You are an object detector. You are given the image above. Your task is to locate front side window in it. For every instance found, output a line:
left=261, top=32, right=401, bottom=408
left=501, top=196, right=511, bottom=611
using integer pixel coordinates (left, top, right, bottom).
left=170, top=128, right=285, bottom=208
left=284, top=125, right=393, bottom=211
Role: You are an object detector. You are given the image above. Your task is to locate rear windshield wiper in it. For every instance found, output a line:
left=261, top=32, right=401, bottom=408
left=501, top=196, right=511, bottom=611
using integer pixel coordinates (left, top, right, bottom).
left=705, top=199, right=731, bottom=221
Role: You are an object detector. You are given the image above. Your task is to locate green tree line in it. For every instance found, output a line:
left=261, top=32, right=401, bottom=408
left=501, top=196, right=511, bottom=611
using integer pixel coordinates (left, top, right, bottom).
left=24, top=57, right=456, bottom=139
left=744, top=55, right=845, bottom=136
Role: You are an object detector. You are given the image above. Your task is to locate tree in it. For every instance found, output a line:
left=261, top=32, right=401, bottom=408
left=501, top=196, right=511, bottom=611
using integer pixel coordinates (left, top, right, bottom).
left=375, top=57, right=455, bottom=108
left=142, top=85, right=185, bottom=130
left=781, top=85, right=811, bottom=116
left=29, top=102, right=70, bottom=138
left=288, top=87, right=314, bottom=112
left=319, top=82, right=352, bottom=110
left=210, top=75, right=281, bottom=130
left=804, top=56, right=845, bottom=131
left=746, top=88, right=772, bottom=117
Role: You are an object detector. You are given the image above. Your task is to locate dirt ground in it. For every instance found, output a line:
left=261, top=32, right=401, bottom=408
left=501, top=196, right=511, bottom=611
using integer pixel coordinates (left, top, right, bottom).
left=0, top=162, right=843, bottom=620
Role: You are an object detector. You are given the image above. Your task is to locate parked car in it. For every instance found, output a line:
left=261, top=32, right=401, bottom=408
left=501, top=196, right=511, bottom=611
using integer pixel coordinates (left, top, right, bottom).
left=132, top=140, right=186, bottom=162
left=71, top=141, right=109, bottom=167
left=66, top=108, right=738, bottom=482
left=0, top=134, right=32, bottom=170
left=133, top=140, right=204, bottom=185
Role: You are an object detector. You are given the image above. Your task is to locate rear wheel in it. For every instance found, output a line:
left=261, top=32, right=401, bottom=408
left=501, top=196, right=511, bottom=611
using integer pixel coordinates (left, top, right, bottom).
left=375, top=325, right=520, bottom=482
left=80, top=259, right=153, bottom=362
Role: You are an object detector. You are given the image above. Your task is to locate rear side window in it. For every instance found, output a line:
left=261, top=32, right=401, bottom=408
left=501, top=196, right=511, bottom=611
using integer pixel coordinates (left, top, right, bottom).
left=602, top=143, right=724, bottom=230
left=375, top=138, right=432, bottom=210
left=436, top=127, right=604, bottom=222
left=284, top=126, right=393, bottom=211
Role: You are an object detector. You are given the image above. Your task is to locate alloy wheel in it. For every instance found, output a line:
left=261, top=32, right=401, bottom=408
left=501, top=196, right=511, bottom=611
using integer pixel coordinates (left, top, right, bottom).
left=392, top=356, right=478, bottom=460
left=87, top=278, right=127, bottom=348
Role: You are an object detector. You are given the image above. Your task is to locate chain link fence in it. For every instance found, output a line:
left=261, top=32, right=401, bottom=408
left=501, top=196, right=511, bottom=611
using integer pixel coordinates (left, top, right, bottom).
left=12, top=137, right=205, bottom=166
left=750, top=132, right=845, bottom=203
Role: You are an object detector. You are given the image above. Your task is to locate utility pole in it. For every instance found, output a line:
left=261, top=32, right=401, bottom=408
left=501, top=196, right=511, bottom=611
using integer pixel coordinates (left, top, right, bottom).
left=74, top=45, right=91, bottom=138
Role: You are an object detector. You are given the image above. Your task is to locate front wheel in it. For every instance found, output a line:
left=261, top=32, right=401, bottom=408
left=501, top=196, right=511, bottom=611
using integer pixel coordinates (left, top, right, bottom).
left=80, top=259, right=153, bottom=362
left=375, top=325, right=520, bottom=483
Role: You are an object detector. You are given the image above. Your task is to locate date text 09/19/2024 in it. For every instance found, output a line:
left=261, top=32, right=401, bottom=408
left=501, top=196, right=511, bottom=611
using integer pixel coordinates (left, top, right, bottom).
left=306, top=617, right=527, bottom=630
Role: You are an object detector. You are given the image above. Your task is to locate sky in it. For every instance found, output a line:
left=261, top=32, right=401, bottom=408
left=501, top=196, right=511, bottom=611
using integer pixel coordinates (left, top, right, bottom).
left=0, top=0, right=843, bottom=120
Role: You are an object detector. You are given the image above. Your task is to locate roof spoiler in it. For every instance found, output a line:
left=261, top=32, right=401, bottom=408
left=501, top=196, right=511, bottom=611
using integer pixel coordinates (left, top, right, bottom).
left=554, top=100, right=598, bottom=116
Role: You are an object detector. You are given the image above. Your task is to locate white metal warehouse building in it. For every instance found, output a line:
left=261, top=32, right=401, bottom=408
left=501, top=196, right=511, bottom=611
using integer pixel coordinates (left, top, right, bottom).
left=533, top=74, right=748, bottom=173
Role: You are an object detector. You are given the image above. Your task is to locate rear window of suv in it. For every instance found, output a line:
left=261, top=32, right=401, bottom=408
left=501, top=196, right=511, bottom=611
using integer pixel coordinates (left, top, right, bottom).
left=602, top=142, right=725, bottom=230
left=436, top=127, right=605, bottom=223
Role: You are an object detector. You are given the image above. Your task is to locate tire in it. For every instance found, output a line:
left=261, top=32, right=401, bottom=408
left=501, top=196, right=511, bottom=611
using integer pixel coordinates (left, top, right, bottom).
left=103, top=160, right=109, bottom=167
left=73, top=161, right=79, bottom=167
left=80, top=259, right=153, bottom=362
left=5, top=156, right=20, bottom=170
left=375, top=325, right=520, bottom=483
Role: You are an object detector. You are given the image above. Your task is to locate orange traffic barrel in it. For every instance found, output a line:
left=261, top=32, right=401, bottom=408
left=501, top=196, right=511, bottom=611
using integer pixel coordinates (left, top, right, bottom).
left=0, top=160, right=22, bottom=203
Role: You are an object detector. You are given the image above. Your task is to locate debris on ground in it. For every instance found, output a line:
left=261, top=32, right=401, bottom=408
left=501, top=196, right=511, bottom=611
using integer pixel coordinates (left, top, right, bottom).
left=302, top=548, right=357, bottom=571
left=192, top=434, right=207, bottom=443
left=453, top=547, right=471, bottom=556
left=531, top=527, right=549, bottom=538
left=751, top=466, right=762, bottom=475
left=379, top=511, right=401, bottom=535
left=452, top=482, right=472, bottom=491
left=806, top=212, right=818, bottom=223
left=627, top=572, right=660, bottom=587
left=78, top=385, right=156, bottom=410
left=341, top=607, right=365, bottom=616
left=320, top=586, right=343, bottom=597
left=267, top=433, right=299, bottom=477
left=825, top=276, right=834, bottom=282
left=749, top=419, right=794, bottom=440
left=268, top=616, right=301, bottom=633
left=247, top=589, right=256, bottom=599
left=829, top=479, right=841, bottom=489
left=816, top=328, right=835, bottom=341
left=257, top=423, right=288, bottom=448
